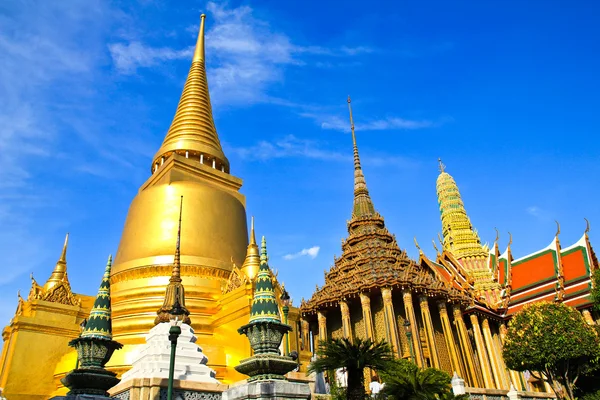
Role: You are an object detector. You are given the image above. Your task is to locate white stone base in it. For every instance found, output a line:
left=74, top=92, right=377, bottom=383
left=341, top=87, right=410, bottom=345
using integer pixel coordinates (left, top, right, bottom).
left=121, top=323, right=218, bottom=384
left=222, top=380, right=311, bottom=400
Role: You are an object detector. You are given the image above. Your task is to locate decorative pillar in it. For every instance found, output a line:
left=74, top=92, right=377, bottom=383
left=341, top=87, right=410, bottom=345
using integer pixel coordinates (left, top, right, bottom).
left=452, top=305, right=481, bottom=387
left=317, top=311, right=327, bottom=343
left=500, top=323, right=525, bottom=391
left=481, top=317, right=508, bottom=389
left=419, top=296, right=440, bottom=368
left=469, top=314, right=495, bottom=389
left=382, top=288, right=401, bottom=357
left=360, top=293, right=375, bottom=341
left=402, top=289, right=424, bottom=367
left=437, top=302, right=463, bottom=378
left=339, top=300, right=353, bottom=342
left=582, top=309, right=595, bottom=325
left=301, top=319, right=310, bottom=351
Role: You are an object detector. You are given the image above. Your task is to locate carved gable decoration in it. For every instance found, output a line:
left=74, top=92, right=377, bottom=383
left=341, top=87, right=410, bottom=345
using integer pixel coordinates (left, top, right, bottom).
left=222, top=264, right=248, bottom=294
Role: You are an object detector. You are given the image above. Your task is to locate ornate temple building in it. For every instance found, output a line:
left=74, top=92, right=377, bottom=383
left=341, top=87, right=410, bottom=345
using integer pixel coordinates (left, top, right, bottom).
left=299, top=99, right=599, bottom=392
left=0, top=11, right=598, bottom=400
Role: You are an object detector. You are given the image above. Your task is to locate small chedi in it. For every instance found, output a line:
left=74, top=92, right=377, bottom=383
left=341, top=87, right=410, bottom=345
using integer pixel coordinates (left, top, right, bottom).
left=56, top=255, right=123, bottom=399
left=224, top=237, right=310, bottom=400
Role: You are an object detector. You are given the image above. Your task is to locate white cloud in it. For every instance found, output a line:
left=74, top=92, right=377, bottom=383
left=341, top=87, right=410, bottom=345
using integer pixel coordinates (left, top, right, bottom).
left=107, top=2, right=373, bottom=105
left=526, top=206, right=551, bottom=221
left=108, top=42, right=192, bottom=74
left=283, top=246, right=320, bottom=260
left=301, top=113, right=436, bottom=132
left=227, top=134, right=348, bottom=161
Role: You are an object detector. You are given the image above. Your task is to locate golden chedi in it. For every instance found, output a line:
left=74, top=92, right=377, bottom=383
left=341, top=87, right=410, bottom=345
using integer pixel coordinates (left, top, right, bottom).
left=108, top=14, right=250, bottom=377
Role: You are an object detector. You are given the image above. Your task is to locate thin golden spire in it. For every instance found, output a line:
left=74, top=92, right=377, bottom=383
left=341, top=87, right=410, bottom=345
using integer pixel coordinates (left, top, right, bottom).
left=152, top=13, right=228, bottom=173
left=438, top=158, right=445, bottom=173
left=43, top=233, right=70, bottom=292
left=250, top=216, right=256, bottom=245
left=347, top=96, right=374, bottom=217
left=171, top=196, right=183, bottom=282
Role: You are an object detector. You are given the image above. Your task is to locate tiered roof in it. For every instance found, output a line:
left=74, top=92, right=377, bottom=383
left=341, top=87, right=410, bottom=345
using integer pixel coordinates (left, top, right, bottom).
left=301, top=99, right=469, bottom=314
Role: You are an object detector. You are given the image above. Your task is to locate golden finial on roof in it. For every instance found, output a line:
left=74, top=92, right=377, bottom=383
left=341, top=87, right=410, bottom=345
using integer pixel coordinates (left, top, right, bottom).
left=438, top=158, right=445, bottom=173
left=171, top=196, right=184, bottom=282
left=43, top=233, right=70, bottom=292
left=507, top=232, right=513, bottom=247
left=414, top=237, right=423, bottom=255
left=432, top=239, right=440, bottom=254
left=585, top=218, right=591, bottom=234
left=494, top=227, right=499, bottom=243
left=241, top=216, right=260, bottom=280
left=152, top=13, right=228, bottom=173
left=555, top=220, right=561, bottom=237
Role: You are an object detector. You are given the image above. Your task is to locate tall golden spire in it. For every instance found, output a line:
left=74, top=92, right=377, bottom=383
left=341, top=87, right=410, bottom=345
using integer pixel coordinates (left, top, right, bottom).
left=347, top=96, right=375, bottom=217
left=436, top=160, right=486, bottom=259
left=152, top=14, right=228, bottom=173
left=155, top=196, right=191, bottom=324
left=43, top=233, right=70, bottom=292
left=240, top=216, right=260, bottom=280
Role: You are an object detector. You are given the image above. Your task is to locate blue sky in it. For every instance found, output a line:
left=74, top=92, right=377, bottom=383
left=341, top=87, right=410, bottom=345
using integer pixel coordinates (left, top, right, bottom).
left=1, top=0, right=599, bottom=325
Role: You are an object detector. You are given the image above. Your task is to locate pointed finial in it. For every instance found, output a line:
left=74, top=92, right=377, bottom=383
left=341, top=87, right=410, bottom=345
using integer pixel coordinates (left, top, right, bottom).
left=555, top=220, right=561, bottom=237
left=432, top=239, right=440, bottom=254
left=584, top=218, right=590, bottom=234
left=250, top=216, right=257, bottom=245
left=193, top=14, right=206, bottom=63
left=260, top=236, right=267, bottom=264
left=105, top=254, right=113, bottom=277
left=508, top=232, right=513, bottom=247
left=494, top=228, right=499, bottom=243
left=59, top=233, right=69, bottom=263
left=414, top=237, right=423, bottom=255
left=172, top=196, right=184, bottom=282
left=437, top=232, right=444, bottom=246
left=438, top=158, right=445, bottom=173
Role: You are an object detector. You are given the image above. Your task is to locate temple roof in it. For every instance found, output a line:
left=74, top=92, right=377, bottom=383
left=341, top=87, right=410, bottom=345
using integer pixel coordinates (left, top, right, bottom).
left=152, top=14, right=229, bottom=172
left=301, top=101, right=470, bottom=314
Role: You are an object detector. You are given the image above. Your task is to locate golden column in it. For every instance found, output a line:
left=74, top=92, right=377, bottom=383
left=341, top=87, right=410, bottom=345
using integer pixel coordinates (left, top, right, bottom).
left=340, top=300, right=353, bottom=342
left=481, top=318, right=507, bottom=389
left=582, top=309, right=595, bottom=325
left=360, top=293, right=375, bottom=341
left=500, top=323, right=524, bottom=390
left=469, top=314, right=495, bottom=389
left=402, top=289, right=424, bottom=367
left=317, top=311, right=328, bottom=343
left=301, top=319, right=310, bottom=351
left=437, top=302, right=463, bottom=377
left=382, top=288, right=401, bottom=357
left=452, top=305, right=481, bottom=387
left=419, top=296, right=440, bottom=368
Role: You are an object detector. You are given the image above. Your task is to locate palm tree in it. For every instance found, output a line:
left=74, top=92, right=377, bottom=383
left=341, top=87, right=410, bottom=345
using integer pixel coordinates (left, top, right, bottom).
left=308, top=338, right=394, bottom=400
left=381, top=359, right=453, bottom=400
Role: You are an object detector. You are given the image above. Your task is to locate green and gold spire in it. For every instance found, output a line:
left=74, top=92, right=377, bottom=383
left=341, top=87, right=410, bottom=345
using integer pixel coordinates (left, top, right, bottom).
left=155, top=196, right=191, bottom=324
left=347, top=96, right=376, bottom=218
left=81, top=255, right=114, bottom=340
left=248, top=236, right=281, bottom=323
left=436, top=159, right=487, bottom=259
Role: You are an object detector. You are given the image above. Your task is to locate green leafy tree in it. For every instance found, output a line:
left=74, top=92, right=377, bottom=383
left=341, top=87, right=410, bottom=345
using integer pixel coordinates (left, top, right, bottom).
left=502, top=302, right=600, bottom=400
left=592, top=269, right=600, bottom=312
left=380, top=359, right=454, bottom=400
left=308, top=338, right=394, bottom=400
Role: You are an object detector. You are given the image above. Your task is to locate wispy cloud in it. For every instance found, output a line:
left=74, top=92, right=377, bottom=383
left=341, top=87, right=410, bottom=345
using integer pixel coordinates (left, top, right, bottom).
left=109, top=42, right=192, bottom=74
left=527, top=206, right=551, bottom=221
left=107, top=2, right=373, bottom=105
left=227, top=135, right=348, bottom=161
left=226, top=135, right=418, bottom=169
left=301, top=113, right=438, bottom=132
left=283, top=246, right=320, bottom=260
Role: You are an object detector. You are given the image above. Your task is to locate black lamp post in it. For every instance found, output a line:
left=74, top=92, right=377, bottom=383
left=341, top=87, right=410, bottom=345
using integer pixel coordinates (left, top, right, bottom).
left=403, top=320, right=415, bottom=363
left=167, top=299, right=186, bottom=400
left=280, top=288, right=291, bottom=356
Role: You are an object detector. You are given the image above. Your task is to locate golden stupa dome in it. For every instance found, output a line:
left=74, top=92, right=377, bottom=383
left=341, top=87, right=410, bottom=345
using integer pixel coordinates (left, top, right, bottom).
left=110, top=14, right=248, bottom=344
